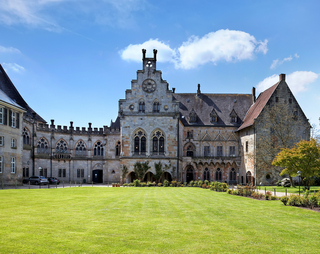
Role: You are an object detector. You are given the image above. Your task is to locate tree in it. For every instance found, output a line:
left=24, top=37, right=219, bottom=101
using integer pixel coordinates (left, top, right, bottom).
left=272, top=139, right=320, bottom=186
left=253, top=103, right=310, bottom=185
left=133, top=161, right=150, bottom=181
left=121, top=165, right=128, bottom=183
left=154, top=161, right=163, bottom=183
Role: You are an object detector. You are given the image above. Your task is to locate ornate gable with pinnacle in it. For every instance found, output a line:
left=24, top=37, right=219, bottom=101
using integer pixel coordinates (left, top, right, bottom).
left=229, top=109, right=238, bottom=124
left=210, top=108, right=218, bottom=123
left=189, top=108, right=197, bottom=123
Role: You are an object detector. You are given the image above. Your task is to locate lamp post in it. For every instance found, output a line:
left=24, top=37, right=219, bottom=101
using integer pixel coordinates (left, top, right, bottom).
left=297, top=171, right=301, bottom=196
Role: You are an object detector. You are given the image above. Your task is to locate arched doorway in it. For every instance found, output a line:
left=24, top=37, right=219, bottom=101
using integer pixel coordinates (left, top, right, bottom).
left=163, top=172, right=172, bottom=182
left=203, top=168, right=210, bottom=181
left=144, top=172, right=155, bottom=182
left=246, top=171, right=252, bottom=185
left=92, top=169, right=103, bottom=183
left=186, top=165, right=194, bottom=183
left=127, top=172, right=137, bottom=183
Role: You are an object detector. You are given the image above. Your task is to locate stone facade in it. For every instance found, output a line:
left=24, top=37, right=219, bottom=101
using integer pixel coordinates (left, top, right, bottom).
left=0, top=50, right=310, bottom=185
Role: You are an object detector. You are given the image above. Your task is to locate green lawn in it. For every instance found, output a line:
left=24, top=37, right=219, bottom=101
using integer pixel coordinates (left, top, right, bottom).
left=257, top=186, right=319, bottom=194
left=0, top=187, right=319, bottom=253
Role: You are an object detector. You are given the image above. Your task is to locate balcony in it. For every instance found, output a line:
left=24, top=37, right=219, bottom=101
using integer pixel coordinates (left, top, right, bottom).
left=75, top=150, right=87, bottom=158
left=53, top=149, right=71, bottom=160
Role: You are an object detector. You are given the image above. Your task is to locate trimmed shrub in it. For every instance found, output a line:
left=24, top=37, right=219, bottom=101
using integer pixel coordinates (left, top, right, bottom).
left=197, top=180, right=203, bottom=187
left=188, top=181, right=194, bottom=187
left=163, top=180, right=169, bottom=187
left=171, top=181, right=177, bottom=187
left=288, top=195, right=302, bottom=206
left=271, top=196, right=277, bottom=200
left=158, top=183, right=162, bottom=187
left=133, top=179, right=140, bottom=187
left=226, top=189, right=232, bottom=194
left=204, top=180, right=209, bottom=186
left=280, top=196, right=289, bottom=205
left=309, top=195, right=319, bottom=209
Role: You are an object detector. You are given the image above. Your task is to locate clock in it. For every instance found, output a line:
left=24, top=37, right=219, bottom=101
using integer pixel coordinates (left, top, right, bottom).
left=142, top=79, right=157, bottom=93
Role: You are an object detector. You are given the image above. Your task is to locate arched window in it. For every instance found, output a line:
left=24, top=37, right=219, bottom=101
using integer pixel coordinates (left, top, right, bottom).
left=37, top=138, right=49, bottom=154
left=216, top=168, right=222, bottom=181
left=229, top=168, right=236, bottom=183
left=187, top=145, right=194, bottom=157
left=94, top=141, right=104, bottom=156
left=75, top=140, right=87, bottom=156
left=115, top=141, right=121, bottom=156
left=22, top=127, right=30, bottom=145
left=153, top=101, right=160, bottom=113
left=133, top=130, right=146, bottom=155
left=139, top=101, right=145, bottom=113
left=203, top=168, right=210, bottom=181
left=152, top=130, right=165, bottom=155
left=56, top=140, right=68, bottom=153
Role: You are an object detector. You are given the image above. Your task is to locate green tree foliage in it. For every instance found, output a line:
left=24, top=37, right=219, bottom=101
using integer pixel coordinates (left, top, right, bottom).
left=272, top=139, right=320, bottom=186
left=154, top=161, right=163, bottom=183
left=133, top=161, right=150, bottom=181
left=121, top=165, right=128, bottom=181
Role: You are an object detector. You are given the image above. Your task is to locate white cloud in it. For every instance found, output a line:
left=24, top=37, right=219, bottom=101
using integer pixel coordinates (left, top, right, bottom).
left=120, top=29, right=268, bottom=69
left=270, top=54, right=299, bottom=69
left=256, top=71, right=318, bottom=95
left=2, top=62, right=25, bottom=73
left=119, top=39, right=177, bottom=64
left=0, top=45, right=20, bottom=53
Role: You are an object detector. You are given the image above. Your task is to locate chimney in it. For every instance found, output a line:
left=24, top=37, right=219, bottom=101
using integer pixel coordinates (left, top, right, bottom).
left=172, top=88, right=175, bottom=93
left=50, top=119, right=55, bottom=128
left=153, top=49, right=157, bottom=61
left=252, top=87, right=256, bottom=103
left=142, top=49, right=146, bottom=60
left=197, top=84, right=201, bottom=95
left=279, top=73, right=286, bottom=81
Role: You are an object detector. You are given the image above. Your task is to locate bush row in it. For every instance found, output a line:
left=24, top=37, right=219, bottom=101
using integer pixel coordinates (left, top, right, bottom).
left=227, top=185, right=278, bottom=200
left=280, top=191, right=320, bottom=209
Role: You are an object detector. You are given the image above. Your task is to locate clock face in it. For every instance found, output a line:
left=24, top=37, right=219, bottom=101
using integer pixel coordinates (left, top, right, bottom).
left=142, top=79, right=157, bottom=93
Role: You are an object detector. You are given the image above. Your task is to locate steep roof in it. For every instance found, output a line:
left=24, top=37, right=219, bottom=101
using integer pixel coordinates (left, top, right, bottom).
left=0, top=88, right=25, bottom=110
left=173, top=93, right=252, bottom=127
left=237, top=82, right=279, bottom=131
left=110, top=116, right=120, bottom=129
left=0, top=64, right=46, bottom=122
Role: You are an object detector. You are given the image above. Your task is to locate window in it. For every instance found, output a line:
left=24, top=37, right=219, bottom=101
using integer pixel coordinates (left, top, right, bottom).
left=229, top=146, right=236, bottom=156
left=63, top=169, right=66, bottom=177
left=230, top=168, right=236, bottom=182
left=139, top=101, right=145, bottom=112
left=115, top=141, right=121, bottom=156
left=11, top=157, right=16, bottom=173
left=186, top=145, right=194, bottom=157
left=77, top=169, right=80, bottom=178
left=11, top=111, right=16, bottom=128
left=189, top=108, right=197, bottom=123
left=231, top=116, right=237, bottom=123
left=204, top=146, right=210, bottom=157
left=216, top=168, right=222, bottom=181
left=23, top=128, right=30, bottom=145
left=245, top=141, right=248, bottom=153
left=11, top=138, right=17, bottom=148
left=133, top=130, right=146, bottom=155
left=0, top=107, right=7, bottom=125
left=59, top=169, right=62, bottom=177
left=203, top=168, right=210, bottom=181
left=0, top=136, right=3, bottom=146
left=75, top=140, right=86, bottom=156
left=0, top=156, right=2, bottom=173
left=0, top=107, right=3, bottom=124
left=94, top=141, right=104, bottom=156
left=23, top=167, right=29, bottom=177
left=56, top=139, right=68, bottom=153
left=210, top=108, right=218, bottom=123
left=217, top=146, right=223, bottom=156
left=186, top=131, right=193, bottom=139
left=40, top=168, right=47, bottom=177
left=152, top=130, right=165, bottom=155
left=37, top=138, right=49, bottom=154
left=153, top=101, right=160, bottom=113
left=81, top=169, right=84, bottom=178
left=77, top=169, right=85, bottom=178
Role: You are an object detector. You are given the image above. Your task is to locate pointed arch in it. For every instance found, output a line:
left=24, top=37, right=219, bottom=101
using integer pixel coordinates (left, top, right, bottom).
left=152, top=99, right=160, bottom=113
left=151, top=128, right=165, bottom=155
left=115, top=140, right=121, bottom=157
left=132, top=128, right=147, bottom=155
left=22, top=127, right=30, bottom=145
left=75, top=139, right=87, bottom=157
left=93, top=140, right=104, bottom=156
left=183, top=142, right=196, bottom=157
left=37, top=137, right=50, bottom=154
left=56, top=139, right=68, bottom=153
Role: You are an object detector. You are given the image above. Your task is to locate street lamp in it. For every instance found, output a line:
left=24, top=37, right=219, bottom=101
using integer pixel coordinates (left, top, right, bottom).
left=297, top=171, right=301, bottom=196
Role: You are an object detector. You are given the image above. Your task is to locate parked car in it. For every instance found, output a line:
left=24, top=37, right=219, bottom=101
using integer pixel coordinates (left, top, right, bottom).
left=23, top=176, right=49, bottom=185
left=47, top=177, right=60, bottom=185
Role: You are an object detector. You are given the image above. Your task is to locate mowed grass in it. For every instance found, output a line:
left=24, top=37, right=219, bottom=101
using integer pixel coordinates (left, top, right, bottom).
left=0, top=188, right=320, bottom=254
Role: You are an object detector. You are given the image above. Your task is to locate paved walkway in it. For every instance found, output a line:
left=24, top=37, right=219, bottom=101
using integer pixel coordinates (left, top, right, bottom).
left=0, top=183, right=113, bottom=190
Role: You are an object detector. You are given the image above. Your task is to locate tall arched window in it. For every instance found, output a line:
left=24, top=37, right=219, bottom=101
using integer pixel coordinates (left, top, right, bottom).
left=152, top=130, right=165, bottom=155
left=203, top=168, right=210, bottom=181
left=94, top=141, right=104, bottom=156
left=37, top=138, right=49, bottom=154
left=230, top=168, right=236, bottom=183
left=186, top=145, right=194, bottom=157
left=115, top=141, right=121, bottom=156
left=56, top=140, right=68, bottom=153
left=139, top=101, right=145, bottom=113
left=153, top=101, right=160, bottom=113
left=75, top=140, right=86, bottom=156
left=133, top=130, right=146, bottom=155
left=22, top=127, right=30, bottom=145
left=216, top=168, right=222, bottom=181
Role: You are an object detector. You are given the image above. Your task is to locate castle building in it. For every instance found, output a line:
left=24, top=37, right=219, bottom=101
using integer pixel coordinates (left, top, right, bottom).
left=0, top=49, right=310, bottom=186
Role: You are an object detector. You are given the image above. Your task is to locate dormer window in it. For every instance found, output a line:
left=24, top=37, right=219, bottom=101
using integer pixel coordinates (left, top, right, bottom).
left=139, top=101, right=145, bottom=113
left=229, top=109, right=238, bottom=124
left=210, top=108, right=218, bottom=123
left=189, top=108, right=197, bottom=123
left=187, top=130, right=193, bottom=139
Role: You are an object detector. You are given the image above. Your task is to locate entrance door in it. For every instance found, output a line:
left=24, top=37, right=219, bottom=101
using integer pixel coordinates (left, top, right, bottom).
left=186, top=166, right=194, bottom=183
left=92, top=169, right=103, bottom=183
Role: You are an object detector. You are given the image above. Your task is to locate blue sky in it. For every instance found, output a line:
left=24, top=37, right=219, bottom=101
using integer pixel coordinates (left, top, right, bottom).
left=0, top=0, right=319, bottom=130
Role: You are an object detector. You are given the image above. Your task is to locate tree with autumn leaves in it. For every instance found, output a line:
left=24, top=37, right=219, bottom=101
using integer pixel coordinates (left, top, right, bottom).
left=272, top=139, right=320, bottom=186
